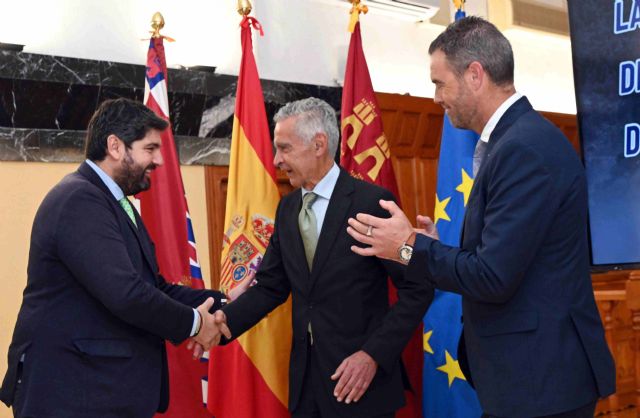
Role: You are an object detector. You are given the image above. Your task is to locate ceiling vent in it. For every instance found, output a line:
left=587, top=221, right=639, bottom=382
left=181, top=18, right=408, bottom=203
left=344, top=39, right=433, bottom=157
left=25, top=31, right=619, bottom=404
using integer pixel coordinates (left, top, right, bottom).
left=338, top=0, right=441, bottom=20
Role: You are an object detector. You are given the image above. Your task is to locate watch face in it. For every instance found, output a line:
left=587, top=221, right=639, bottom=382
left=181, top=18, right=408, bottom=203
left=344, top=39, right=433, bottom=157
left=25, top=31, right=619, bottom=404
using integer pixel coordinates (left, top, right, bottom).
left=399, top=245, right=413, bottom=261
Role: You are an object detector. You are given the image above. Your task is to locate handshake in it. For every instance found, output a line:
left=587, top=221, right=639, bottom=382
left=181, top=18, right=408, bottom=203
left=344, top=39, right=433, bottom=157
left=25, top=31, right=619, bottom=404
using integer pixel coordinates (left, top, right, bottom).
left=186, top=297, right=230, bottom=359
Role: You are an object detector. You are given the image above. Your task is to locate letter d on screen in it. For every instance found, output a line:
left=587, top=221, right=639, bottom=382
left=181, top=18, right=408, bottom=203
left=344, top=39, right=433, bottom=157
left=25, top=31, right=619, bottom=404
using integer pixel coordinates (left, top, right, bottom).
left=625, top=123, right=640, bottom=157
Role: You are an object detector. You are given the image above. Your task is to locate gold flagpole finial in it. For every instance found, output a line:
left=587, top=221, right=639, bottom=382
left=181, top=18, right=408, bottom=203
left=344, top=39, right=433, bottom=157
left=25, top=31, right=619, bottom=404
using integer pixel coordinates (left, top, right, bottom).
left=453, top=0, right=465, bottom=11
left=150, top=12, right=165, bottom=39
left=237, top=0, right=253, bottom=16
left=146, top=12, right=175, bottom=42
left=348, top=0, right=368, bottom=32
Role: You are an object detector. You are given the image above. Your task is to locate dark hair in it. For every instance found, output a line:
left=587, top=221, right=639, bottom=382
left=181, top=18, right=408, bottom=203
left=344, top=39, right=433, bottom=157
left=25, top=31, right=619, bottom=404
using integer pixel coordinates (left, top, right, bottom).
left=429, top=16, right=514, bottom=86
left=84, top=98, right=168, bottom=161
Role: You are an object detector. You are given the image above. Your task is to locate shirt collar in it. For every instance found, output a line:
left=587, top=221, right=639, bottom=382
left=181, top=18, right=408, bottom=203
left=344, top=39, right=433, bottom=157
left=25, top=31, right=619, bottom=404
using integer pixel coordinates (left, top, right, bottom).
left=479, top=92, right=523, bottom=143
left=85, top=159, right=125, bottom=201
left=301, top=163, right=340, bottom=201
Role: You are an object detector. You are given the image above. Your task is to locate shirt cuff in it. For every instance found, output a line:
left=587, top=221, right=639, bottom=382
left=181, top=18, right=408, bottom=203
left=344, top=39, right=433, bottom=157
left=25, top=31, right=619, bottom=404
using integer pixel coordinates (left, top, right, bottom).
left=190, top=308, right=199, bottom=337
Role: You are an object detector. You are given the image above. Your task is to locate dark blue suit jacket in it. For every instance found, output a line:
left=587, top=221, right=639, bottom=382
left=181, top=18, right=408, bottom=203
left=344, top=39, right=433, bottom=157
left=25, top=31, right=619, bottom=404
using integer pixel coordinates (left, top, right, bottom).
left=0, top=162, right=223, bottom=417
left=408, top=97, right=615, bottom=417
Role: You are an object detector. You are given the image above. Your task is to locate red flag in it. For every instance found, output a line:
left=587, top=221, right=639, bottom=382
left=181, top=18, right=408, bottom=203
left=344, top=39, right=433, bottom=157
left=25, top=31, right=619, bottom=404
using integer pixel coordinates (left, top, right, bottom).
left=207, top=16, right=291, bottom=418
left=340, top=21, right=423, bottom=418
left=139, top=37, right=210, bottom=418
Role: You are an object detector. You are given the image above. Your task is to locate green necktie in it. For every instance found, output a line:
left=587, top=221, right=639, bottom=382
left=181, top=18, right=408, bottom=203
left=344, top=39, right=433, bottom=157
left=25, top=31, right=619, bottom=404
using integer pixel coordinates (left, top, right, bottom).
left=298, top=192, right=318, bottom=270
left=119, top=197, right=137, bottom=227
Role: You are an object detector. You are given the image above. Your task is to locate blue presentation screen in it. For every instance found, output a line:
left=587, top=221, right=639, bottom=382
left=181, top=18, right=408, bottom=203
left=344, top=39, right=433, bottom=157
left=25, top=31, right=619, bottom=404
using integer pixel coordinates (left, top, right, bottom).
left=568, top=1, right=640, bottom=267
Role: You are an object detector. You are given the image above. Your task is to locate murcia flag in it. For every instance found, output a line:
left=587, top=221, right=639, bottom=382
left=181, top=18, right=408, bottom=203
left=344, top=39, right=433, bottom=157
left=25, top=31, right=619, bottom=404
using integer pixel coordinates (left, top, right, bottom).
left=340, top=18, right=423, bottom=418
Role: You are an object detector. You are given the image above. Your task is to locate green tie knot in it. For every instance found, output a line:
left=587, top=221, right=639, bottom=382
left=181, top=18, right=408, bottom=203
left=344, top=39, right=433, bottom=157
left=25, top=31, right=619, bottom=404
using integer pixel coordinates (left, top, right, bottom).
left=302, top=191, right=318, bottom=210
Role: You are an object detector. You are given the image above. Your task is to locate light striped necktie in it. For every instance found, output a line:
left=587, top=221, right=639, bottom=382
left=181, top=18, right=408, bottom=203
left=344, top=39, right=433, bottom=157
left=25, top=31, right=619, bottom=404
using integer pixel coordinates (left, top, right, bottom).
left=119, top=197, right=137, bottom=227
left=298, top=192, right=318, bottom=270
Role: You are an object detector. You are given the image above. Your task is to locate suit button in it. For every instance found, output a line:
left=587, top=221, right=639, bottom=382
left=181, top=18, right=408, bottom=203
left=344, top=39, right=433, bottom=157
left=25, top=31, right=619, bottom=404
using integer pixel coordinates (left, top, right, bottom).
left=309, top=305, right=313, bottom=309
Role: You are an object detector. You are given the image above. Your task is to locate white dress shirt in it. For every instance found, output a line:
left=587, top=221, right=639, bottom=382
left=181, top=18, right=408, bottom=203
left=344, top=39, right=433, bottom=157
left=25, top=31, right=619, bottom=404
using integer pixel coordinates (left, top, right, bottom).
left=479, top=92, right=523, bottom=145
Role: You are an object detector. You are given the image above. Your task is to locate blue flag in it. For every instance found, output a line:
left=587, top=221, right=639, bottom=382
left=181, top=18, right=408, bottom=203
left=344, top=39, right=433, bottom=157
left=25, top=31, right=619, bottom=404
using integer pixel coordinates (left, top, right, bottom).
left=422, top=9, right=483, bottom=412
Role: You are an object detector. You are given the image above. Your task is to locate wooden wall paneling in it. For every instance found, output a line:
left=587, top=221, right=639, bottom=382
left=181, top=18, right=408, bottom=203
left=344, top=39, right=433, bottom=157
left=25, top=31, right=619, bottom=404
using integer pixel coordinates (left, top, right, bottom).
left=593, top=270, right=640, bottom=415
left=377, top=92, right=443, bottom=159
left=391, top=157, right=438, bottom=222
left=392, top=158, right=419, bottom=223
left=540, top=110, right=581, bottom=155
left=596, top=290, right=624, bottom=416
left=377, top=92, right=442, bottom=223
left=626, top=271, right=640, bottom=416
left=204, top=166, right=229, bottom=291
left=416, top=158, right=438, bottom=219
left=612, top=303, right=636, bottom=408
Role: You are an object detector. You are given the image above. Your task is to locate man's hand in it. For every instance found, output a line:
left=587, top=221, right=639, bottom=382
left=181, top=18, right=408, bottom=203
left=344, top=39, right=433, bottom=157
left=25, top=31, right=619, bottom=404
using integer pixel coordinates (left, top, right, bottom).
left=186, top=340, right=205, bottom=360
left=347, top=199, right=414, bottom=261
left=191, top=298, right=231, bottom=351
left=213, top=309, right=227, bottom=329
left=416, top=215, right=439, bottom=240
left=187, top=309, right=230, bottom=359
left=331, top=350, right=378, bottom=404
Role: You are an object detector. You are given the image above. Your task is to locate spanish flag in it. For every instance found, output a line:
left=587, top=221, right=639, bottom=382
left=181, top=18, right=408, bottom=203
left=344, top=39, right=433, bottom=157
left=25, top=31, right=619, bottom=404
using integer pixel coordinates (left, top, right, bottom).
left=207, top=16, right=291, bottom=418
left=340, top=17, right=424, bottom=418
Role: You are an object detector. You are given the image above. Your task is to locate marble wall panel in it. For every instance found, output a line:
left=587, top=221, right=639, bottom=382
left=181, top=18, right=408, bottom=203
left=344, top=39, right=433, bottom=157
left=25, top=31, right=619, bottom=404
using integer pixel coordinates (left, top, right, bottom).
left=0, top=50, right=341, bottom=165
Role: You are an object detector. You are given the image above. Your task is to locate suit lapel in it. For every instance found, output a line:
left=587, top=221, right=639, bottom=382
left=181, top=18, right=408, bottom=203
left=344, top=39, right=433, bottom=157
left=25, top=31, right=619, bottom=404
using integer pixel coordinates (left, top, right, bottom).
left=460, top=96, right=534, bottom=247
left=77, top=162, right=158, bottom=281
left=309, top=170, right=354, bottom=290
left=130, top=207, right=160, bottom=276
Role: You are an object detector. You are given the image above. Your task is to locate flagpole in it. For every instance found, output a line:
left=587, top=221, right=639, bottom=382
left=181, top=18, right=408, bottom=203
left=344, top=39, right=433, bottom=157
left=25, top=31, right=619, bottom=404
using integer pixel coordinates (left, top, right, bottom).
left=453, top=0, right=466, bottom=20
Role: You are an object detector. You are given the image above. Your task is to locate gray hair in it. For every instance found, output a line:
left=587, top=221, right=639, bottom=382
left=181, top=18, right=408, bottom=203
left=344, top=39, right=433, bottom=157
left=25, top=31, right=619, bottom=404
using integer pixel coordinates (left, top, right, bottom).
left=429, top=16, right=514, bottom=86
left=273, top=97, right=340, bottom=157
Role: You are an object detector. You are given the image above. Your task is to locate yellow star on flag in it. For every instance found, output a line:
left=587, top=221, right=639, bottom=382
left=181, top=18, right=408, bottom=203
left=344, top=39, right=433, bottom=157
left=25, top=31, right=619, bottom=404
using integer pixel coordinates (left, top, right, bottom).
left=434, top=194, right=451, bottom=225
left=437, top=350, right=467, bottom=387
left=423, top=330, right=434, bottom=354
left=455, top=168, right=474, bottom=206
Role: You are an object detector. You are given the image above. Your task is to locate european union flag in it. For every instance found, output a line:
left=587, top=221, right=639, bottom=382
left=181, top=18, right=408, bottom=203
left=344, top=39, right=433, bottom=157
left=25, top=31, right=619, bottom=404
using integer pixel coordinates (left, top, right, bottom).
left=422, top=113, right=482, bottom=417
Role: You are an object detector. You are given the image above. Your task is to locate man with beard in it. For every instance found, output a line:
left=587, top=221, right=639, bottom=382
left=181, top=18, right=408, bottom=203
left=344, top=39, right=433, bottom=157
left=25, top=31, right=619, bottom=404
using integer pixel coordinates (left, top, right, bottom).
left=347, top=17, right=615, bottom=418
left=1, top=98, right=233, bottom=418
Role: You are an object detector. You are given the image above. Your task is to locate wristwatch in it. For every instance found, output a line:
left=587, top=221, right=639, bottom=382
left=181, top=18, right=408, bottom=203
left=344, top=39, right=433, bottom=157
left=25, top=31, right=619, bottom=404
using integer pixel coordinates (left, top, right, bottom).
left=398, top=242, right=413, bottom=263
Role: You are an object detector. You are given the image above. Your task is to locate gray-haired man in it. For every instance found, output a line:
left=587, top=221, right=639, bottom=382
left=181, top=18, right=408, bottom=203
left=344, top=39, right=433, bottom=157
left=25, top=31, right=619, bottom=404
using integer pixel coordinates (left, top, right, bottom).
left=215, top=97, right=433, bottom=418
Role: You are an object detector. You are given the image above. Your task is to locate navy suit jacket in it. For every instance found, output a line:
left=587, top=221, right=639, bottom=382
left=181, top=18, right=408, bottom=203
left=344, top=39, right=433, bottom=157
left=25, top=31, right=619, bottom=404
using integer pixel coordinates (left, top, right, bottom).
left=1, top=162, right=223, bottom=417
left=222, top=169, right=434, bottom=417
left=408, top=97, right=615, bottom=417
